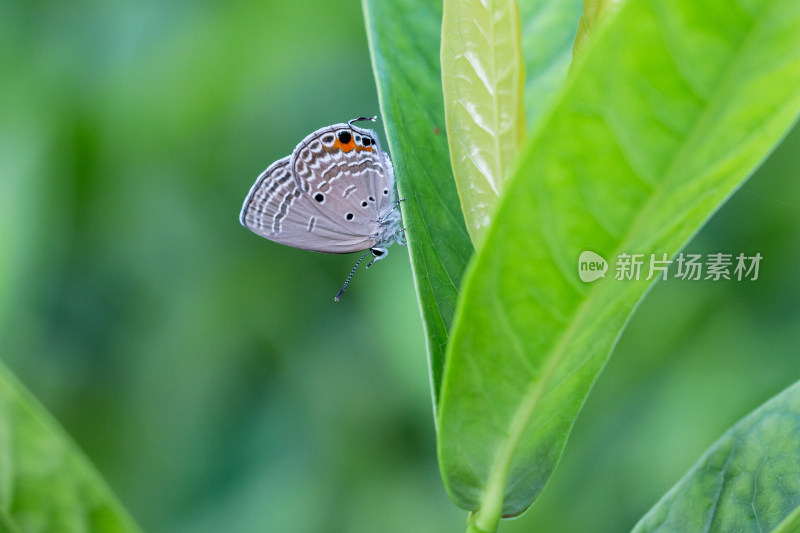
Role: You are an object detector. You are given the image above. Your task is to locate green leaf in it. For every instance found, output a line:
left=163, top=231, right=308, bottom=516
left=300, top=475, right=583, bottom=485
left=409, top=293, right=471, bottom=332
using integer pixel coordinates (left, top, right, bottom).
left=0, top=362, right=140, bottom=533
left=363, top=0, right=474, bottom=401
left=441, top=0, right=526, bottom=244
left=633, top=380, right=800, bottom=533
left=775, top=505, right=800, bottom=533
left=438, top=0, right=800, bottom=528
left=573, top=0, right=622, bottom=60
left=519, top=0, right=583, bottom=130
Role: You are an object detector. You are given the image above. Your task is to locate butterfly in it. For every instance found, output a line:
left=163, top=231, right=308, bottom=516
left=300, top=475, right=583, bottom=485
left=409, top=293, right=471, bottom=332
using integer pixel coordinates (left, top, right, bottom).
left=240, top=117, right=405, bottom=300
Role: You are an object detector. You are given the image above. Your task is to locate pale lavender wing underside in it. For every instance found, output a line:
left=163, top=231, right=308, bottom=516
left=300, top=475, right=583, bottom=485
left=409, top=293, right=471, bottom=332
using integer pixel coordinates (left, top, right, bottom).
left=291, top=123, right=397, bottom=232
left=240, top=156, right=375, bottom=253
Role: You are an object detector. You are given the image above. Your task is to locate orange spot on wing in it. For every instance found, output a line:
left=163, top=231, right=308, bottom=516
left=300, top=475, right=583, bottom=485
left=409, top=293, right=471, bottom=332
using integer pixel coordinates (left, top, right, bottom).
left=333, top=138, right=356, bottom=152
left=330, top=137, right=373, bottom=153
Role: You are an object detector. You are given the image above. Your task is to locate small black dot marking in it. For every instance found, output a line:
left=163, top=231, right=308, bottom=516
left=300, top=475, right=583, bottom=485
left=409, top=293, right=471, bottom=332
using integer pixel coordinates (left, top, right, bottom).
left=322, top=135, right=334, bottom=144
left=314, top=193, right=325, bottom=203
left=337, top=131, right=352, bottom=144
left=345, top=212, right=354, bottom=221
left=355, top=135, right=361, bottom=142
left=362, top=137, right=372, bottom=146
left=368, top=195, right=375, bottom=202
left=361, top=201, right=368, bottom=207
left=383, top=188, right=389, bottom=195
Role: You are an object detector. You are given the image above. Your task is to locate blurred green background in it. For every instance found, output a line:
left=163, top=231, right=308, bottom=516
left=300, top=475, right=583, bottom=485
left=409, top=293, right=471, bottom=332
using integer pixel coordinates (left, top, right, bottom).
left=1, top=2, right=798, bottom=532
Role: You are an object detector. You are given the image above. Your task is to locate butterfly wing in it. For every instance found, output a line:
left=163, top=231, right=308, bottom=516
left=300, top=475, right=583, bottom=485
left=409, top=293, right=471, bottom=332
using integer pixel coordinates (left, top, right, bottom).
left=291, top=123, right=396, bottom=234
left=240, top=156, right=375, bottom=253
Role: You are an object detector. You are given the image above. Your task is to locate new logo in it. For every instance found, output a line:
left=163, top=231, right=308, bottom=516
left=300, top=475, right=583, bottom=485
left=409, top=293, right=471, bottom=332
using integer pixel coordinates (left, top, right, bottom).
left=578, top=251, right=608, bottom=283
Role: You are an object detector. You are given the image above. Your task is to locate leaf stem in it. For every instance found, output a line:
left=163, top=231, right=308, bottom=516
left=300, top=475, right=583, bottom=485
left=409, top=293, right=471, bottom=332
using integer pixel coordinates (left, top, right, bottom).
left=466, top=508, right=501, bottom=533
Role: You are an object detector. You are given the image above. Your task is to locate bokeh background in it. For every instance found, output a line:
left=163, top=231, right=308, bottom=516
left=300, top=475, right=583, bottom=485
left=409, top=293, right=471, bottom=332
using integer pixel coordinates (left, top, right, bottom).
left=1, top=2, right=798, bottom=532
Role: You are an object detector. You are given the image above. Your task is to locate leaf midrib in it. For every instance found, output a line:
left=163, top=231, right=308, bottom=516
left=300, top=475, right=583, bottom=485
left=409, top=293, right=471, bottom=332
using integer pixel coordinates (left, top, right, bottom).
left=471, top=0, right=768, bottom=524
left=449, top=0, right=522, bottom=198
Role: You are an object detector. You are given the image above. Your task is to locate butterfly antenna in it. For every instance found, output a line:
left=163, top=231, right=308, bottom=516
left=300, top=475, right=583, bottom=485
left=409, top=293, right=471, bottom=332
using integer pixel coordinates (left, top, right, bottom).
left=348, top=116, right=378, bottom=125
left=335, top=251, right=370, bottom=302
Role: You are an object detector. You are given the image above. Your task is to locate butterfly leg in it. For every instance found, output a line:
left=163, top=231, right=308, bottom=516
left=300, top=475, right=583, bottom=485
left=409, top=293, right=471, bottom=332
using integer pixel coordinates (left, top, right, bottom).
left=380, top=199, right=406, bottom=222
left=393, top=228, right=407, bottom=246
